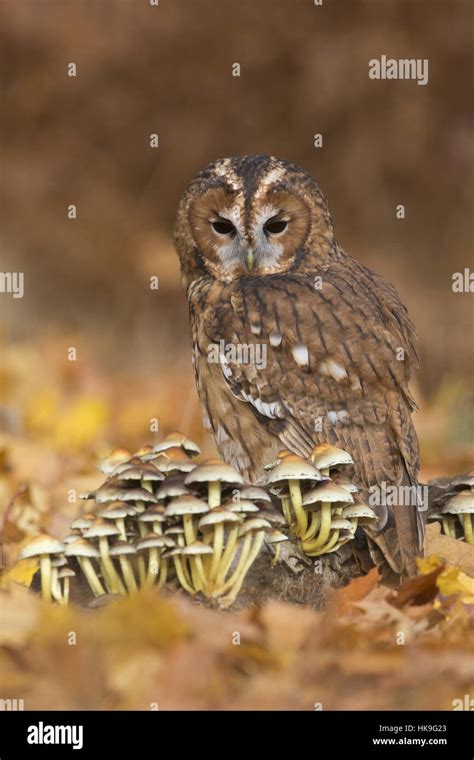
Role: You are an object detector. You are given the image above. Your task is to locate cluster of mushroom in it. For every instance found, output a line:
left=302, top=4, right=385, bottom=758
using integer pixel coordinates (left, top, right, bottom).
left=264, top=443, right=377, bottom=557
left=429, top=474, right=474, bottom=544
left=21, top=433, right=287, bottom=608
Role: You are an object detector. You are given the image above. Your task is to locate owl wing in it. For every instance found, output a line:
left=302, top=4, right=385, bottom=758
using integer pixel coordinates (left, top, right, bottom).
left=203, top=255, right=423, bottom=573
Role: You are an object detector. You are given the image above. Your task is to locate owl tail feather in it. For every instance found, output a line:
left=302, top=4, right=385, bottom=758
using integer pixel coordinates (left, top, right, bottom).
left=363, top=470, right=425, bottom=577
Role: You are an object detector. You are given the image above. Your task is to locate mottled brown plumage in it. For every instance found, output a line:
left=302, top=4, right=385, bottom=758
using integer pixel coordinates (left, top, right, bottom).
left=174, top=155, right=424, bottom=574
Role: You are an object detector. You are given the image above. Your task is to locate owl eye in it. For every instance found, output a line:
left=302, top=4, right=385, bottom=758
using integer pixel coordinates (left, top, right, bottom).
left=211, top=219, right=235, bottom=236
left=264, top=219, right=288, bottom=235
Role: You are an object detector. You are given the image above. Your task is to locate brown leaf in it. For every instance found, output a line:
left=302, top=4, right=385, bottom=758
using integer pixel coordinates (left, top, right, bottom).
left=391, top=565, right=444, bottom=609
left=329, top=567, right=381, bottom=617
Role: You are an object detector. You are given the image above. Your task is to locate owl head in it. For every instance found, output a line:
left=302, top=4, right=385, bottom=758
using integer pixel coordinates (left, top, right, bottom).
left=174, top=155, right=336, bottom=285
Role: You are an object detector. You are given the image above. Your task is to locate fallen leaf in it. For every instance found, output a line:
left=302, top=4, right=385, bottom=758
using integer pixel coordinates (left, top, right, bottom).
left=329, top=567, right=380, bottom=617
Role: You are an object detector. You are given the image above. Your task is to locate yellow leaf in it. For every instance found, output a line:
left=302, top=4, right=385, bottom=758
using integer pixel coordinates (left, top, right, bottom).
left=416, top=555, right=444, bottom=575
left=437, top=567, right=474, bottom=603
left=3, top=558, right=38, bottom=588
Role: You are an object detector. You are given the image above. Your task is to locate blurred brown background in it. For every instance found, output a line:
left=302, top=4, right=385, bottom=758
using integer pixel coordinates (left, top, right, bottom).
left=0, top=0, right=473, bottom=493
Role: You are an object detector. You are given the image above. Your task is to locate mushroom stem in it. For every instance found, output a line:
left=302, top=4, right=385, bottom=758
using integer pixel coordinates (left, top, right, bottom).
left=303, top=502, right=332, bottom=551
left=62, top=577, right=70, bottom=604
left=271, top=544, right=281, bottom=566
left=303, top=510, right=321, bottom=541
left=219, top=530, right=266, bottom=608
left=141, top=480, right=153, bottom=494
left=216, top=524, right=239, bottom=584
left=120, top=556, right=138, bottom=593
left=146, top=548, right=160, bottom=585
left=136, top=522, right=148, bottom=585
left=157, top=558, right=168, bottom=589
left=289, top=479, right=307, bottom=535
left=183, top=515, right=202, bottom=591
left=209, top=524, right=225, bottom=584
left=461, top=514, right=474, bottom=544
left=78, top=557, right=105, bottom=597
left=39, top=555, right=53, bottom=603
left=305, top=529, right=340, bottom=557
left=172, top=555, right=196, bottom=595
left=51, top=567, right=63, bottom=603
left=99, top=536, right=126, bottom=595
left=116, top=517, right=126, bottom=540
left=216, top=534, right=252, bottom=595
left=208, top=481, right=221, bottom=509
left=442, top=516, right=455, bottom=539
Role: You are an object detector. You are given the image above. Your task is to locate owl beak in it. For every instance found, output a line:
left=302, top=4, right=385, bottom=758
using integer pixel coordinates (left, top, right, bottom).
left=244, top=248, right=255, bottom=272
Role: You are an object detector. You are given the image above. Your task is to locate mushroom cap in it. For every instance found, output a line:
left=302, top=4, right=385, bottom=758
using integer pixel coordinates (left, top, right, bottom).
left=155, top=476, right=191, bottom=500
left=70, top=514, right=96, bottom=531
left=237, top=486, right=272, bottom=503
left=164, top=495, right=210, bottom=517
left=309, top=443, right=354, bottom=470
left=97, top=447, right=132, bottom=474
left=263, top=449, right=293, bottom=470
left=161, top=535, right=176, bottom=547
left=330, top=517, right=353, bottom=531
left=450, top=473, right=474, bottom=489
left=138, top=506, right=167, bottom=523
left=303, top=481, right=354, bottom=506
left=64, top=538, right=100, bottom=558
left=136, top=533, right=167, bottom=551
left=224, top=499, right=260, bottom=514
left=115, top=463, right=165, bottom=482
left=198, top=508, right=241, bottom=529
left=110, top=456, right=144, bottom=476
left=165, top=526, right=184, bottom=535
left=96, top=503, right=129, bottom=519
left=57, top=567, right=76, bottom=579
left=181, top=540, right=214, bottom=556
left=19, top=534, right=65, bottom=560
left=342, top=504, right=377, bottom=520
left=265, top=529, right=289, bottom=544
left=151, top=432, right=201, bottom=458
left=116, top=488, right=158, bottom=503
left=51, top=555, right=67, bottom=567
left=238, top=517, right=273, bottom=537
left=109, top=540, right=137, bottom=556
left=63, top=531, right=81, bottom=544
left=93, top=483, right=125, bottom=504
left=161, top=548, right=182, bottom=559
left=83, top=519, right=121, bottom=539
left=443, top=490, right=474, bottom=515
left=258, top=507, right=287, bottom=526
left=185, top=459, right=244, bottom=486
left=332, top=476, right=359, bottom=494
left=265, top=454, right=322, bottom=485
left=151, top=450, right=196, bottom=473
left=133, top=444, right=154, bottom=458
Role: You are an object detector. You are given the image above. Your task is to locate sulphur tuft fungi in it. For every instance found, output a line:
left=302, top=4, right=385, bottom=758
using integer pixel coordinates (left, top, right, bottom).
left=19, top=534, right=65, bottom=603
left=265, top=529, right=289, bottom=565
left=83, top=518, right=126, bottom=595
left=302, top=481, right=354, bottom=554
left=109, top=540, right=138, bottom=593
left=265, top=454, right=322, bottom=537
left=64, top=538, right=105, bottom=597
left=442, top=490, right=474, bottom=544
left=185, top=459, right=244, bottom=509
left=148, top=432, right=201, bottom=459
left=57, top=567, right=75, bottom=604
left=218, top=517, right=272, bottom=608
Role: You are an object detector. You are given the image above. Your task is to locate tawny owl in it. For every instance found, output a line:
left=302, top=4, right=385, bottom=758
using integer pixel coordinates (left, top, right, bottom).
left=174, top=155, right=424, bottom=574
